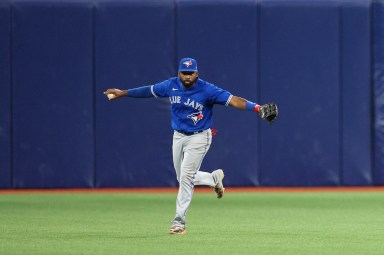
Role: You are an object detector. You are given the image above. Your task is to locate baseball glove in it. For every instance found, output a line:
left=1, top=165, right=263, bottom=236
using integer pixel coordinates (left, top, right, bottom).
left=259, top=103, right=278, bottom=124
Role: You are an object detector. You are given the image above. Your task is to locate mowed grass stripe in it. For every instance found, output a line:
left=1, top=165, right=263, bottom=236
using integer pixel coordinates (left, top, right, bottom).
left=1, top=192, right=384, bottom=255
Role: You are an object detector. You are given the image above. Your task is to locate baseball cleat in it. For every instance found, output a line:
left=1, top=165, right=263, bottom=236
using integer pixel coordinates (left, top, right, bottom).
left=212, top=169, right=225, bottom=199
left=168, top=225, right=186, bottom=235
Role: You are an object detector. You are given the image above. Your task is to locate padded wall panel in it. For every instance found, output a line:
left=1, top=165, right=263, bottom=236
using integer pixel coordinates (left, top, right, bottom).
left=12, top=0, right=94, bottom=188
left=177, top=0, right=259, bottom=186
left=259, top=1, right=340, bottom=186
left=341, top=1, right=372, bottom=185
left=373, top=0, right=384, bottom=185
left=95, top=0, right=176, bottom=187
left=0, top=1, right=12, bottom=188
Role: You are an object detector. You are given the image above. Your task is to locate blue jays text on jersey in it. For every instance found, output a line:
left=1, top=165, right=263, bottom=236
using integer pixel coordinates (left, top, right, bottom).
left=150, top=77, right=233, bottom=133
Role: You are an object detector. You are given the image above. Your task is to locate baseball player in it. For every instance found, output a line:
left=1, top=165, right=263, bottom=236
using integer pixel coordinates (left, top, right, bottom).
left=104, top=58, right=278, bottom=235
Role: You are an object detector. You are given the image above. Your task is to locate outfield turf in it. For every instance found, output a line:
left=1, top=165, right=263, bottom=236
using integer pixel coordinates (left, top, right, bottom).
left=1, top=191, right=384, bottom=255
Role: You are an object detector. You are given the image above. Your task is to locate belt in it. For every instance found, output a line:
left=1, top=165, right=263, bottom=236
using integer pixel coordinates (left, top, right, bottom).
left=176, top=130, right=205, bottom=136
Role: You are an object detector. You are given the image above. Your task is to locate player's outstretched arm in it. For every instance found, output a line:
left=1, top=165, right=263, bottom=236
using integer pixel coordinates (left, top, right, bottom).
left=228, top=96, right=260, bottom=111
left=229, top=96, right=278, bottom=124
left=103, top=88, right=128, bottom=100
left=104, top=85, right=154, bottom=100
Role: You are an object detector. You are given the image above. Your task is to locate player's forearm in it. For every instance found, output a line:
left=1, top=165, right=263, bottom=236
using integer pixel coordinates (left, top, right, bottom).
left=127, top=85, right=153, bottom=98
left=104, top=85, right=154, bottom=100
left=229, top=96, right=261, bottom=112
left=229, top=96, right=247, bottom=109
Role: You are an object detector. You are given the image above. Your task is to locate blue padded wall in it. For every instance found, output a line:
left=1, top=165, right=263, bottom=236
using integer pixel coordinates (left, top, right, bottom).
left=0, top=1, right=12, bottom=188
left=177, top=0, right=260, bottom=186
left=373, top=0, right=384, bottom=185
left=341, top=0, right=372, bottom=185
left=1, top=0, right=381, bottom=188
left=95, top=0, right=176, bottom=187
left=12, top=0, right=94, bottom=188
left=259, top=1, right=340, bottom=186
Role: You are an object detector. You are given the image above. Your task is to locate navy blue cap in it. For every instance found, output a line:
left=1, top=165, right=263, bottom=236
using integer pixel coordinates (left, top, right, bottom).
left=178, top=58, right=198, bottom=72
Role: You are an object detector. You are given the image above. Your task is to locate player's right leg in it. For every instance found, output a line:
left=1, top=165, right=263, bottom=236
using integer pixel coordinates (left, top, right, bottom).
left=168, top=224, right=186, bottom=235
left=172, top=132, right=183, bottom=182
left=171, top=130, right=212, bottom=231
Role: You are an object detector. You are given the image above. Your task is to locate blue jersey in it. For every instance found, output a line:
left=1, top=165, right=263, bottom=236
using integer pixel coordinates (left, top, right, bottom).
left=151, top=77, right=233, bottom=132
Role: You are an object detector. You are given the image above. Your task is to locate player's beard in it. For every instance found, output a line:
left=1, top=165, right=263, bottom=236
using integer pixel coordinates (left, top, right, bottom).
left=182, top=76, right=198, bottom=88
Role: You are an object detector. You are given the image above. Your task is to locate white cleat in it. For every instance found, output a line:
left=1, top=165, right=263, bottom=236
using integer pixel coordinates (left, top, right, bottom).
left=168, top=225, right=186, bottom=235
left=212, top=169, right=225, bottom=199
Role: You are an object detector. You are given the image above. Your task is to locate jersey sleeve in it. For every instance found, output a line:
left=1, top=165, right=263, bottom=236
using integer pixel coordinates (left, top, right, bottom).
left=208, top=84, right=233, bottom=106
left=151, top=79, right=171, bottom=98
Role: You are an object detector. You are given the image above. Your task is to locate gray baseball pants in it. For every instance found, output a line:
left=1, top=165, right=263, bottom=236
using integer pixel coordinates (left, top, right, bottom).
left=171, top=129, right=215, bottom=227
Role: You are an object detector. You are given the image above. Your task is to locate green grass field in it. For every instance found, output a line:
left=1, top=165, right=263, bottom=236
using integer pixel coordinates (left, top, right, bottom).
left=1, top=191, right=384, bottom=255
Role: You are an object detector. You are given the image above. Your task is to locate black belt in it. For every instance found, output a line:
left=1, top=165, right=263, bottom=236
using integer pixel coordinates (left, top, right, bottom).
left=176, top=130, right=205, bottom=136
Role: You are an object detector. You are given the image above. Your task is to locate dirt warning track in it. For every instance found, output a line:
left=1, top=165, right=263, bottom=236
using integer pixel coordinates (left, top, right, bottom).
left=1, top=186, right=384, bottom=194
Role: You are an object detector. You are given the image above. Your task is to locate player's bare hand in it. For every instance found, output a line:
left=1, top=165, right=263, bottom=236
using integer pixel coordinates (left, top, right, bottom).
left=103, top=89, right=127, bottom=100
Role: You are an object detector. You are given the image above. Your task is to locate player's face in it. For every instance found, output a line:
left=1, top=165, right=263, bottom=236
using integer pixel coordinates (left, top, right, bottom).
left=178, top=71, right=199, bottom=88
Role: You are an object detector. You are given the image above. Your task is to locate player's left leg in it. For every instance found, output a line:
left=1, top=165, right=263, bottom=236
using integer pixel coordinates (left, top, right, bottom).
left=211, top=169, right=225, bottom=198
left=194, top=171, right=215, bottom=186
left=194, top=169, right=225, bottom=198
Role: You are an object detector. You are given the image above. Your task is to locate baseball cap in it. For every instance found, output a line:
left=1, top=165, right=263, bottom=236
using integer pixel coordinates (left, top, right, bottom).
left=178, top=58, right=198, bottom=72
